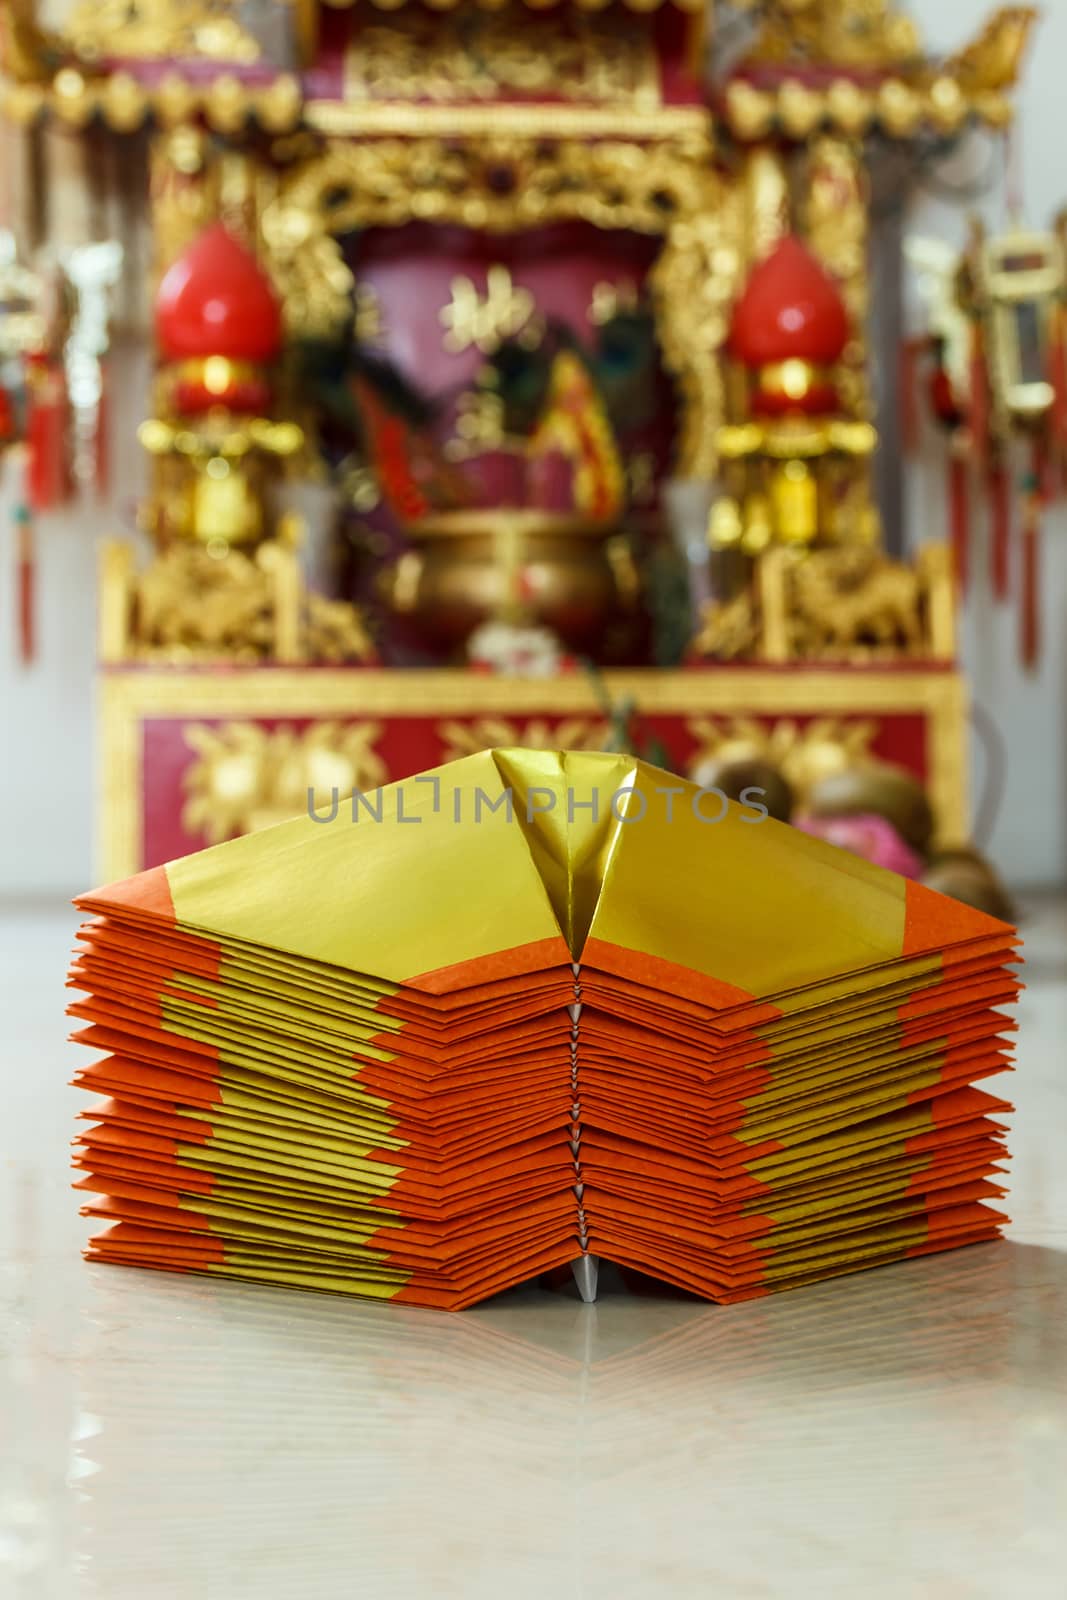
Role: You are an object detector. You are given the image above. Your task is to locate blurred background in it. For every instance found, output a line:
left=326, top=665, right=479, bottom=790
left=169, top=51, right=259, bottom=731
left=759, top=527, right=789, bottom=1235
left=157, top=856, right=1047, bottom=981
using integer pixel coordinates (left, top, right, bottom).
left=0, top=0, right=1062, bottom=902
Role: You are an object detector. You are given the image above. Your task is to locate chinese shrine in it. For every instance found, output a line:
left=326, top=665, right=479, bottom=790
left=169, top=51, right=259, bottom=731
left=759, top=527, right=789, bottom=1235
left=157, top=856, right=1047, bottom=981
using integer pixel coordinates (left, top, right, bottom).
left=0, top=0, right=1039, bottom=902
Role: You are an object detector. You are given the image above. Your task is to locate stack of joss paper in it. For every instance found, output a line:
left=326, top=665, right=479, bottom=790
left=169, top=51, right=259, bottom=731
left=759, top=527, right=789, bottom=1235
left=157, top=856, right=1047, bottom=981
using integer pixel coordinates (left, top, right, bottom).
left=68, top=750, right=1019, bottom=1309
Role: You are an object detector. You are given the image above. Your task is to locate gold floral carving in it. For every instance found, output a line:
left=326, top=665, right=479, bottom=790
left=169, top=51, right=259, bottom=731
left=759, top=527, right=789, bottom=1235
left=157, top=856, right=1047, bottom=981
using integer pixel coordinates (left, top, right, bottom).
left=788, top=547, right=925, bottom=656
left=1, top=71, right=305, bottom=134
left=687, top=715, right=879, bottom=802
left=944, top=7, right=1039, bottom=94
left=437, top=717, right=611, bottom=764
left=345, top=10, right=660, bottom=109
left=181, top=719, right=387, bottom=844
left=99, top=539, right=377, bottom=665
left=692, top=544, right=956, bottom=664
left=690, top=590, right=761, bottom=661
left=148, top=127, right=216, bottom=281
left=64, top=0, right=262, bottom=63
left=743, top=147, right=790, bottom=266
left=805, top=138, right=868, bottom=309
left=259, top=197, right=357, bottom=342
left=721, top=6, right=1034, bottom=143
left=740, top=0, right=923, bottom=72
left=269, top=134, right=717, bottom=249
left=720, top=75, right=1014, bottom=144
left=322, top=0, right=702, bottom=12
left=263, top=137, right=738, bottom=477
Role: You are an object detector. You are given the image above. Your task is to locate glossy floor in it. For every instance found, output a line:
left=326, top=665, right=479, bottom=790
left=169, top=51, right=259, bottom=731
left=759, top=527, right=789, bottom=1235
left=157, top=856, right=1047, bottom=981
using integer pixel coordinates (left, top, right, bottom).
left=2, top=900, right=1065, bottom=1600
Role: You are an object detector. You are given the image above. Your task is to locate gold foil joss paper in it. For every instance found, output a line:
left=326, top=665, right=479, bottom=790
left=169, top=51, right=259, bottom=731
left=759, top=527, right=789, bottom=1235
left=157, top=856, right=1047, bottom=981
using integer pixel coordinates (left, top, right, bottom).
left=68, top=750, right=1018, bottom=1309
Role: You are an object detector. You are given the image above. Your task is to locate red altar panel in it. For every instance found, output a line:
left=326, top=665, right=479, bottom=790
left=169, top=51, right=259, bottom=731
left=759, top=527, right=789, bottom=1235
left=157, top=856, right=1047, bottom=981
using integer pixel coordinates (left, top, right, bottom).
left=99, top=665, right=968, bottom=881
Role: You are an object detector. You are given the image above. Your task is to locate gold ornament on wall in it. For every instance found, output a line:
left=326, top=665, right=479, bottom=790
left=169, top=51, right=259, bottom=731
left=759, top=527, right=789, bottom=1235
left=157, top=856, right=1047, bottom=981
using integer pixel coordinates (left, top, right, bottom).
left=181, top=719, right=388, bottom=845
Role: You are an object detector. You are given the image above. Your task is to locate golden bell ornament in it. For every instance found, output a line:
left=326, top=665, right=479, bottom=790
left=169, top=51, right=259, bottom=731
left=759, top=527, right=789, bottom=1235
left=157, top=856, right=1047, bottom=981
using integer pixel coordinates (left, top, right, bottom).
left=771, top=459, right=819, bottom=545
left=826, top=80, right=875, bottom=137
left=190, top=457, right=263, bottom=548
left=725, top=82, right=775, bottom=142
left=156, top=74, right=199, bottom=127
left=103, top=71, right=147, bottom=132
left=927, top=76, right=969, bottom=135
left=778, top=82, right=825, bottom=141
left=878, top=80, right=921, bottom=138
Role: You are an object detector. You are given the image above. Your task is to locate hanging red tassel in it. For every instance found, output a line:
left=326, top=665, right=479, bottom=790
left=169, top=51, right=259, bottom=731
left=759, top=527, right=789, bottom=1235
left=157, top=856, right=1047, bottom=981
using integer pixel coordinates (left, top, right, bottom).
left=969, top=322, right=991, bottom=462
left=989, top=459, right=1011, bottom=600
left=1047, top=299, right=1067, bottom=493
left=25, top=356, right=71, bottom=512
left=928, top=346, right=963, bottom=430
left=948, top=446, right=970, bottom=592
left=14, top=500, right=35, bottom=666
left=0, top=383, right=15, bottom=448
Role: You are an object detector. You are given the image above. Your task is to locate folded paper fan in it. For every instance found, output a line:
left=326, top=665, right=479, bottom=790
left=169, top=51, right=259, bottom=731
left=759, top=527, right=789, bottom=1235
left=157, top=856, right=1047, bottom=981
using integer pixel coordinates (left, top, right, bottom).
left=68, top=749, right=1020, bottom=1309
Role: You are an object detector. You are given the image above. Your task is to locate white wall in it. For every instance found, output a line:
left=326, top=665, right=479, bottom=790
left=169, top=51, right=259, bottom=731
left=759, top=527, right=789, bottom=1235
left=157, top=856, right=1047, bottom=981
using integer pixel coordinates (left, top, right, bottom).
left=905, top=0, right=1067, bottom=888
left=2, top=0, right=1066, bottom=896
left=0, top=338, right=150, bottom=899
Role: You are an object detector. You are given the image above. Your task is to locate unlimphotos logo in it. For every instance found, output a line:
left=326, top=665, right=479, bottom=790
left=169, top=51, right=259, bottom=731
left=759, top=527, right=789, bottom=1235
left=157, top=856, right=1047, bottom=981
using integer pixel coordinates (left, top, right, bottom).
left=307, top=777, right=770, bottom=827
